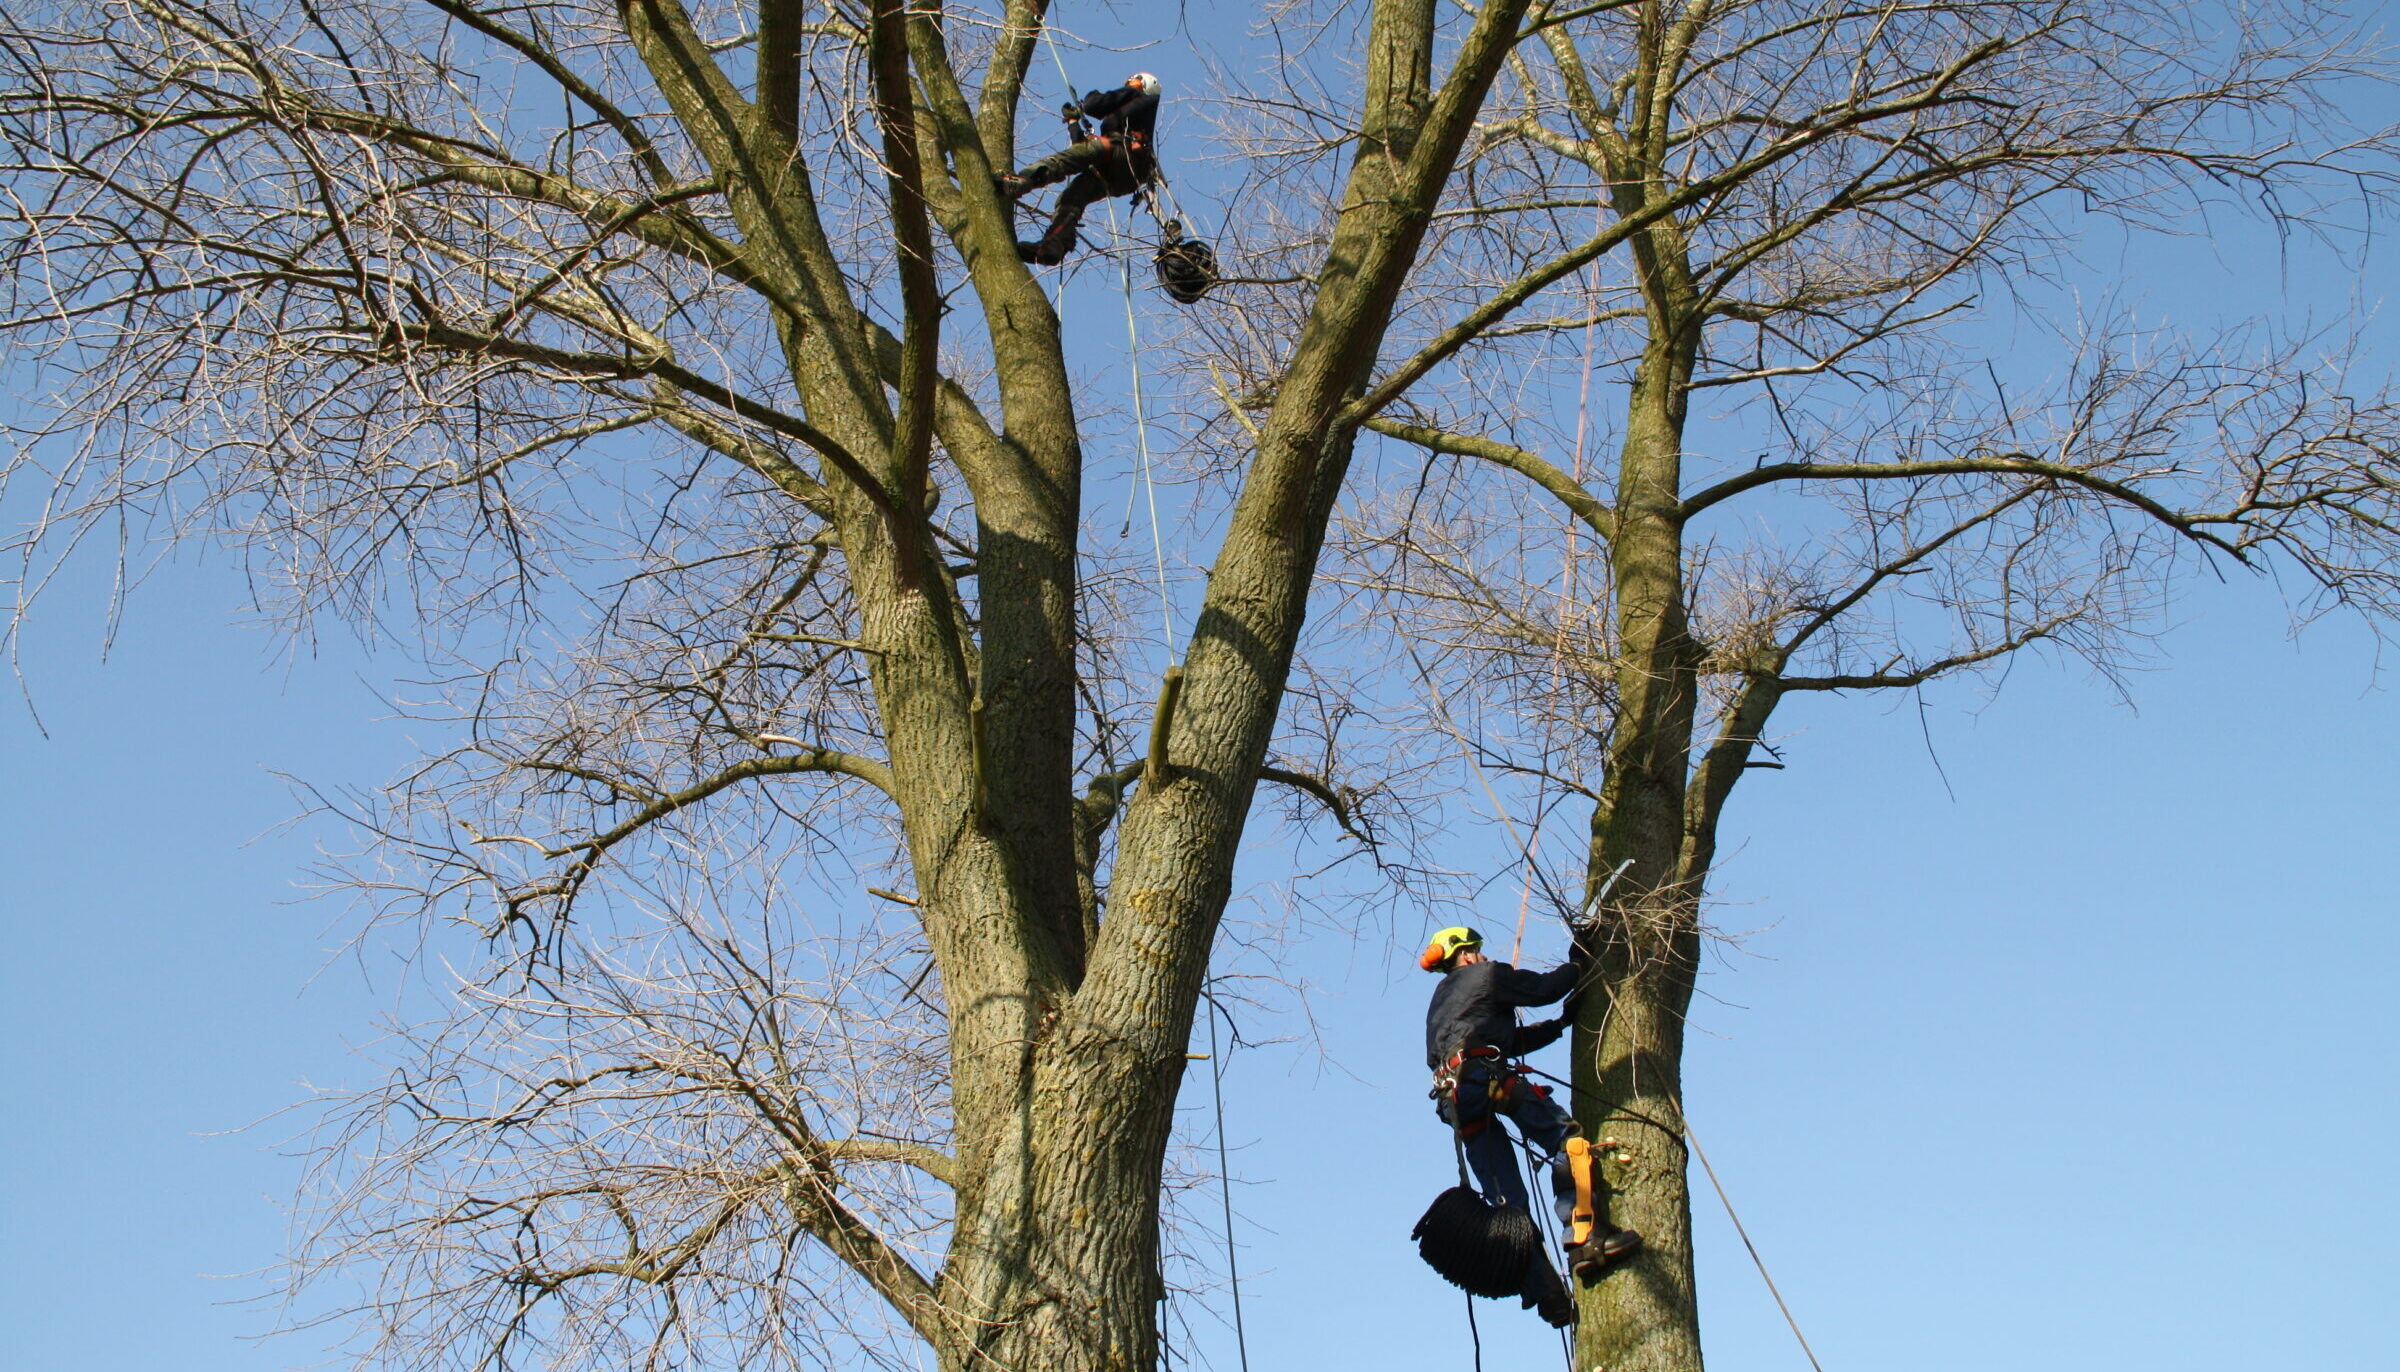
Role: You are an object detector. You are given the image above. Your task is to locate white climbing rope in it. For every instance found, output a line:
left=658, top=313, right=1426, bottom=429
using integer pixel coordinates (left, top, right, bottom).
left=1032, top=24, right=1175, bottom=665
left=1032, top=31, right=1246, bottom=1372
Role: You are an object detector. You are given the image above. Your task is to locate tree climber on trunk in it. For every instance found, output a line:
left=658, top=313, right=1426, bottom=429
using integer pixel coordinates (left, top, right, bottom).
left=1423, top=926, right=1644, bottom=1323
left=996, top=71, right=1162, bottom=265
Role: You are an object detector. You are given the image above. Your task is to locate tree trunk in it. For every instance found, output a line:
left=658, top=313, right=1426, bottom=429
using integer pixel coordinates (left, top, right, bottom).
left=1575, top=237, right=1708, bottom=1367
left=916, top=4, right=1537, bottom=1366
left=1574, top=917, right=1704, bottom=1372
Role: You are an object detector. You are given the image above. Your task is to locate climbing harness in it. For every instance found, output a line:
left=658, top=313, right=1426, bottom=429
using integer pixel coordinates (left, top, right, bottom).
left=1430, top=1044, right=1550, bottom=1139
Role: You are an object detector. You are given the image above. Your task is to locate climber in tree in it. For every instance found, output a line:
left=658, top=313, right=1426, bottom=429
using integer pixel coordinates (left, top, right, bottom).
left=997, top=71, right=1161, bottom=265
left=1422, top=926, right=1643, bottom=1322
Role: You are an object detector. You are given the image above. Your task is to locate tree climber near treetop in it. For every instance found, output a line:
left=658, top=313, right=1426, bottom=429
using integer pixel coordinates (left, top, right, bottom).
left=1423, top=925, right=1644, bottom=1323
left=996, top=71, right=1161, bottom=265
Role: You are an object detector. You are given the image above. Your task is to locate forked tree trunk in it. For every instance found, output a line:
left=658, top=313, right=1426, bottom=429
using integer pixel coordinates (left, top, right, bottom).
left=898, top=4, right=1536, bottom=1367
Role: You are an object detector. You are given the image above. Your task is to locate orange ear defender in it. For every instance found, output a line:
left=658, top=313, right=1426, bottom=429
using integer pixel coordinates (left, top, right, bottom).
left=1418, top=926, right=1485, bottom=972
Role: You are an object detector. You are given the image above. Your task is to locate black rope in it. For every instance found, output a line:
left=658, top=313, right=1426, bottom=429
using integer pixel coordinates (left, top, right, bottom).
left=1512, top=1131, right=1577, bottom=1372
left=1201, top=987, right=1252, bottom=1372
left=1512, top=1063, right=1690, bottom=1152
left=1464, top=1289, right=1483, bottom=1372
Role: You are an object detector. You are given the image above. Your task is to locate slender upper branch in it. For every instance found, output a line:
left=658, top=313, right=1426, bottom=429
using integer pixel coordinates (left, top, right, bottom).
left=378, top=318, right=898, bottom=518
left=414, top=0, right=676, bottom=186
left=555, top=749, right=897, bottom=864
left=1680, top=455, right=2243, bottom=556
left=1259, top=766, right=1373, bottom=846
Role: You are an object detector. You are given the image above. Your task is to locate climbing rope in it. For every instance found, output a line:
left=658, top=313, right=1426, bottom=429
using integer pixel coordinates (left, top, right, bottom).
left=1030, top=23, right=1175, bottom=667
left=1512, top=202, right=1610, bottom=966
left=1114, top=197, right=1174, bottom=663
left=1202, top=985, right=1253, bottom=1372
left=1022, top=42, right=1228, bottom=1343
left=1400, top=637, right=1580, bottom=935
left=1686, top=1118, right=1827, bottom=1372
left=1017, top=37, right=1815, bottom=1372
left=1500, top=1128, right=1575, bottom=1372
left=1029, top=35, right=1238, bottom=1365
left=1502, top=1061, right=1826, bottom=1372
left=1464, top=1289, right=1484, bottom=1372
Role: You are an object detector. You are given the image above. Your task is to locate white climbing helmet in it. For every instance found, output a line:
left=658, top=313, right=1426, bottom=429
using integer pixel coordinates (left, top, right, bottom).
left=1129, top=71, right=1161, bottom=96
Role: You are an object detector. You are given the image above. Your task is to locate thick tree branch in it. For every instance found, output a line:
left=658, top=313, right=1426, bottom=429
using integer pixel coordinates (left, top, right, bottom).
left=1679, top=670, right=1783, bottom=887
left=777, top=1162, right=947, bottom=1350
left=870, top=0, right=941, bottom=588
left=976, top=0, right=1048, bottom=163
left=817, top=1138, right=957, bottom=1186
left=1366, top=415, right=1614, bottom=541
left=1258, top=766, right=1372, bottom=846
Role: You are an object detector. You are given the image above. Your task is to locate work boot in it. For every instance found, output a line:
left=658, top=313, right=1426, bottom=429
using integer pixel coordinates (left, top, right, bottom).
left=1535, top=1285, right=1576, bottom=1329
left=1566, top=1227, right=1643, bottom=1285
left=1521, top=1259, right=1576, bottom=1329
left=1017, top=227, right=1075, bottom=265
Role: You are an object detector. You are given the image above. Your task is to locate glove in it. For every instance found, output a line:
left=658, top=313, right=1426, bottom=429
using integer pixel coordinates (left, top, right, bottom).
left=1060, top=101, right=1084, bottom=121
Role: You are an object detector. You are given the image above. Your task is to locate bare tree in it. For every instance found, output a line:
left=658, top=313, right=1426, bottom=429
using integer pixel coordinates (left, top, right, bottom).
left=0, top=1, right=1588, bottom=1369
left=1277, top=2, right=2400, bottom=1367
left=4, top=1, right=2396, bottom=1370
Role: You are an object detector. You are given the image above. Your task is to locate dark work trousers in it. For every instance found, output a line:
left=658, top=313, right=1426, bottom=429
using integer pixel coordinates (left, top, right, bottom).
left=1440, top=1059, right=1579, bottom=1307
left=1442, top=1060, right=1578, bottom=1222
left=1014, top=137, right=1154, bottom=264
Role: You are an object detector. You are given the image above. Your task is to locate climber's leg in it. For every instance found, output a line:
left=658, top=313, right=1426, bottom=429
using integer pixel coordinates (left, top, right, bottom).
left=1019, top=171, right=1106, bottom=264
left=1521, top=1250, right=1576, bottom=1329
left=1512, top=1078, right=1574, bottom=1155
left=1498, top=1078, right=1577, bottom=1227
left=1004, top=140, right=1107, bottom=196
left=1460, top=1118, right=1535, bottom=1211
left=1559, top=1136, right=1644, bottom=1284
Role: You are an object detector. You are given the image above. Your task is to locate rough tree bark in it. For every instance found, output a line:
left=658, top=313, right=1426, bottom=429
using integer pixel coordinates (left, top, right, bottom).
left=7, top=3, right=2398, bottom=1371
left=0, top=2, right=1535, bottom=1369
left=1336, top=4, right=2400, bottom=1369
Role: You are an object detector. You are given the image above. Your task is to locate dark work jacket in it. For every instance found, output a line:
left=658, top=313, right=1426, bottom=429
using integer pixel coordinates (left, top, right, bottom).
left=1424, top=956, right=1584, bottom=1071
left=1078, top=86, right=1160, bottom=145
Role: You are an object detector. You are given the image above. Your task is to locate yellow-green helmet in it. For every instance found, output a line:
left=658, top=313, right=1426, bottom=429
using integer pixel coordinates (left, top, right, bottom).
left=1418, top=926, right=1484, bottom=972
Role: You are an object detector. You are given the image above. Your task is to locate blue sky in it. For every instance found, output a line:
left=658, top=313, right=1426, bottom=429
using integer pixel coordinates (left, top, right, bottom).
left=7, top=5, right=2399, bottom=1371
left=9, top=535, right=2396, bottom=1372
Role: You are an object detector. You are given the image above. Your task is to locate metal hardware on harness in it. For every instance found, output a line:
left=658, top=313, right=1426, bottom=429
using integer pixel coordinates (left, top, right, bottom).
left=1431, top=1046, right=1532, bottom=1139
